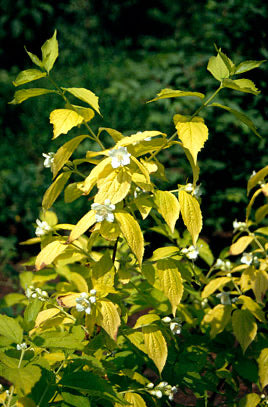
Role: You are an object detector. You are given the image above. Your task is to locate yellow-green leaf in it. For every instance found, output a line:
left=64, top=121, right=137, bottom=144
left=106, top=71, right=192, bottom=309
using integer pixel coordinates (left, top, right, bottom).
left=142, top=326, right=167, bottom=373
left=247, top=166, right=268, bottom=195
left=35, top=308, right=61, bottom=327
left=52, top=135, right=89, bottom=177
left=97, top=300, right=120, bottom=340
left=64, top=182, right=83, bottom=203
left=253, top=269, right=268, bottom=303
left=235, top=59, right=266, bottom=75
left=134, top=196, right=152, bottom=220
left=62, top=87, right=100, bottom=115
left=258, top=348, right=268, bottom=389
left=222, top=78, right=260, bottom=95
left=68, top=210, right=96, bottom=243
left=202, top=304, right=232, bottom=338
left=70, top=272, right=88, bottom=292
left=9, top=88, right=56, bottom=104
left=125, top=393, right=147, bottom=407
left=115, top=211, right=144, bottom=265
left=156, top=259, right=183, bottom=316
left=201, top=277, right=231, bottom=298
left=25, top=47, right=43, bottom=68
left=41, top=30, right=58, bottom=72
left=147, top=88, right=205, bottom=103
left=35, top=240, right=67, bottom=271
left=95, top=168, right=132, bottom=204
left=239, top=393, right=261, bottom=407
left=179, top=190, right=202, bottom=245
left=207, top=53, right=229, bottom=81
left=97, top=127, right=124, bottom=142
left=13, top=69, right=47, bottom=87
left=246, top=188, right=262, bottom=220
left=117, top=131, right=165, bottom=146
left=134, top=314, right=160, bottom=329
left=232, top=309, right=257, bottom=353
left=42, top=172, right=71, bottom=210
left=92, top=251, right=115, bottom=290
left=50, top=109, right=84, bottom=139
left=229, top=236, right=254, bottom=255
left=126, top=331, right=147, bottom=353
left=71, top=105, right=95, bottom=122
left=80, top=157, right=112, bottom=195
left=176, top=121, right=208, bottom=164
left=154, top=190, right=180, bottom=232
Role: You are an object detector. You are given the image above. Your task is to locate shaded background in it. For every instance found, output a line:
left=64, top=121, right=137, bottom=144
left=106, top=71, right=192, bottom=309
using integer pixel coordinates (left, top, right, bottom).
left=0, top=0, right=267, bottom=271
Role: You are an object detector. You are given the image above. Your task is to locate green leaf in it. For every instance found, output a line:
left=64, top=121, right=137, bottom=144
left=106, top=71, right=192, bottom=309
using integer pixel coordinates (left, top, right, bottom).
left=238, top=393, right=261, bottom=407
left=41, top=30, right=58, bottom=73
left=150, top=246, right=180, bottom=262
left=61, top=392, right=91, bottom=407
left=154, top=190, right=180, bottom=233
left=237, top=295, right=266, bottom=322
left=68, top=210, right=96, bottom=243
left=209, top=103, right=260, bottom=137
left=34, top=326, right=85, bottom=350
left=232, top=309, right=257, bottom=353
left=156, top=259, right=183, bottom=316
left=258, top=348, right=268, bottom=389
left=9, top=88, right=56, bottom=104
left=202, top=304, right=232, bottom=338
left=201, top=277, right=231, bottom=298
left=255, top=204, right=268, bottom=223
left=179, top=190, right=202, bottom=245
left=0, top=314, right=23, bottom=344
left=59, top=371, right=125, bottom=404
left=125, top=393, right=147, bottom=407
left=134, top=314, right=160, bottom=329
left=207, top=53, right=229, bottom=81
left=222, top=78, right=260, bottom=95
left=13, top=69, right=47, bottom=87
left=142, top=326, right=167, bottom=373
left=147, top=88, right=205, bottom=103
left=235, top=60, right=266, bottom=75
left=24, top=298, right=43, bottom=330
left=115, top=211, right=144, bottom=265
left=35, top=240, right=67, bottom=271
left=229, top=236, right=254, bottom=256
left=96, top=299, right=121, bottom=340
left=64, top=182, right=83, bottom=203
left=52, top=135, right=89, bottom=178
left=42, top=171, right=71, bottom=210
left=1, top=365, right=41, bottom=397
left=176, top=120, right=209, bottom=165
left=247, top=166, right=268, bottom=194
left=197, top=239, right=214, bottom=266
left=62, top=87, right=101, bottom=115
left=24, top=47, right=43, bottom=68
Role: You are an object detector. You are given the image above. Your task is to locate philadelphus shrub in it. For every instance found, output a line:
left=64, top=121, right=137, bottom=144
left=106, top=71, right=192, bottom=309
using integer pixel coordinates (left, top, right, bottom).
left=1, top=31, right=268, bottom=407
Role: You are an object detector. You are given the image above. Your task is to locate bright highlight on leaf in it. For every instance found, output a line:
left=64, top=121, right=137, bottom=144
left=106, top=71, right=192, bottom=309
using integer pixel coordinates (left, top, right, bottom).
left=41, top=30, right=58, bottom=73
left=147, top=88, right=205, bottom=103
left=50, top=109, right=87, bottom=139
left=62, top=87, right=101, bottom=115
left=142, top=326, right=167, bottom=373
left=35, top=240, right=67, bottom=270
left=154, top=190, right=180, bottom=232
left=179, top=190, right=202, bottom=245
left=176, top=120, right=209, bottom=164
left=13, top=69, right=47, bottom=87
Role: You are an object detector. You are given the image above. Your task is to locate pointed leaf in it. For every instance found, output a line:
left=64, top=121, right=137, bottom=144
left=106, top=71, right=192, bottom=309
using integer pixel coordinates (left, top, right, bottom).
left=9, top=88, right=56, bottom=104
left=156, top=259, right=183, bottom=316
left=50, top=109, right=84, bottom=139
left=222, top=78, right=260, bottom=95
left=247, top=166, right=268, bottom=194
left=42, top=172, right=71, bottom=210
left=97, top=127, right=124, bottom=142
left=235, top=60, right=266, bottom=75
left=142, top=326, right=167, bottom=373
left=35, top=308, right=61, bottom=327
left=147, top=88, right=205, bottom=103
left=239, top=393, right=261, bottom=407
left=258, top=348, right=268, bottom=389
left=64, top=182, right=83, bottom=203
left=25, top=47, right=43, bottom=67
left=115, top=211, right=144, bottom=265
left=80, top=157, right=112, bottom=195
left=201, top=277, right=231, bottom=298
left=229, top=236, right=254, bottom=255
left=125, top=393, right=147, bottom=407
left=62, top=87, right=100, bottom=115
left=95, top=168, right=132, bottom=204
left=134, top=314, right=160, bottom=329
left=97, top=300, right=120, bottom=340
left=2, top=365, right=41, bottom=397
left=52, top=135, right=89, bottom=177
left=202, top=304, right=232, bottom=338
left=207, top=53, right=229, bottom=81
left=154, top=190, right=180, bottom=233
left=41, top=30, right=58, bottom=73
left=13, top=69, right=47, bottom=87
left=176, top=121, right=208, bottom=164
left=117, top=131, right=165, bottom=147
left=179, top=190, right=202, bottom=245
left=68, top=210, right=96, bottom=243
left=232, top=309, right=257, bottom=353
left=35, top=240, right=67, bottom=270
left=237, top=295, right=266, bottom=322
left=209, top=103, right=260, bottom=137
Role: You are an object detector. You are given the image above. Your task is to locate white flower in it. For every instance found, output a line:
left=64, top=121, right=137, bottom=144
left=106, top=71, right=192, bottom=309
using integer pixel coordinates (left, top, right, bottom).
left=158, top=382, right=168, bottom=388
left=147, top=383, right=154, bottom=389
left=25, top=285, right=48, bottom=301
left=215, top=259, right=232, bottom=271
left=42, top=152, right=55, bottom=169
left=184, top=183, right=202, bottom=197
left=154, top=390, right=163, bottom=399
left=75, top=291, right=97, bottom=314
left=233, top=220, right=247, bottom=232
left=170, top=322, right=181, bottom=335
left=181, top=245, right=199, bottom=260
left=144, top=136, right=152, bottom=141
left=91, top=199, right=115, bottom=223
left=241, top=252, right=253, bottom=265
left=35, top=219, right=52, bottom=237
left=90, top=289, right=96, bottom=295
left=16, top=342, right=27, bottom=351
left=169, top=386, right=178, bottom=400
left=108, top=146, right=131, bottom=168
left=162, top=316, right=172, bottom=323
left=216, top=292, right=232, bottom=305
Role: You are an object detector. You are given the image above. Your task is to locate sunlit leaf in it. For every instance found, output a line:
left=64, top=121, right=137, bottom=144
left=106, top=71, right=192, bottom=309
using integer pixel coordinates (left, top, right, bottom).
left=13, top=69, right=47, bottom=87
left=147, top=88, right=205, bottom=103
left=154, top=190, right=180, bottom=233
left=179, top=190, right=202, bottom=245
left=232, top=309, right=257, bottom=353
left=41, top=30, right=58, bottom=72
left=62, top=87, right=101, bottom=114
left=9, top=88, right=56, bottom=104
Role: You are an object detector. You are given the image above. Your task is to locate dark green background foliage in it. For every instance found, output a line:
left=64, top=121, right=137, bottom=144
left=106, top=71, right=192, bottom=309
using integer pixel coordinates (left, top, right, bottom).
left=1, top=0, right=267, bottom=254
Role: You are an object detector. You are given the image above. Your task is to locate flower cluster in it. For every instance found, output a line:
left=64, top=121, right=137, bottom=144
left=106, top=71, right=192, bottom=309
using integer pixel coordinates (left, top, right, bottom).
left=162, top=316, right=182, bottom=335
left=184, top=183, right=202, bottom=198
left=16, top=342, right=27, bottom=351
left=108, top=146, right=131, bottom=169
left=215, top=258, right=232, bottom=271
left=241, top=252, right=258, bottom=266
left=42, top=152, right=55, bottom=169
left=181, top=245, right=199, bottom=260
left=35, top=219, right=52, bottom=236
left=25, top=286, right=49, bottom=301
left=75, top=290, right=97, bottom=314
left=147, top=381, right=178, bottom=400
left=233, top=220, right=247, bottom=233
left=91, top=199, right=115, bottom=223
